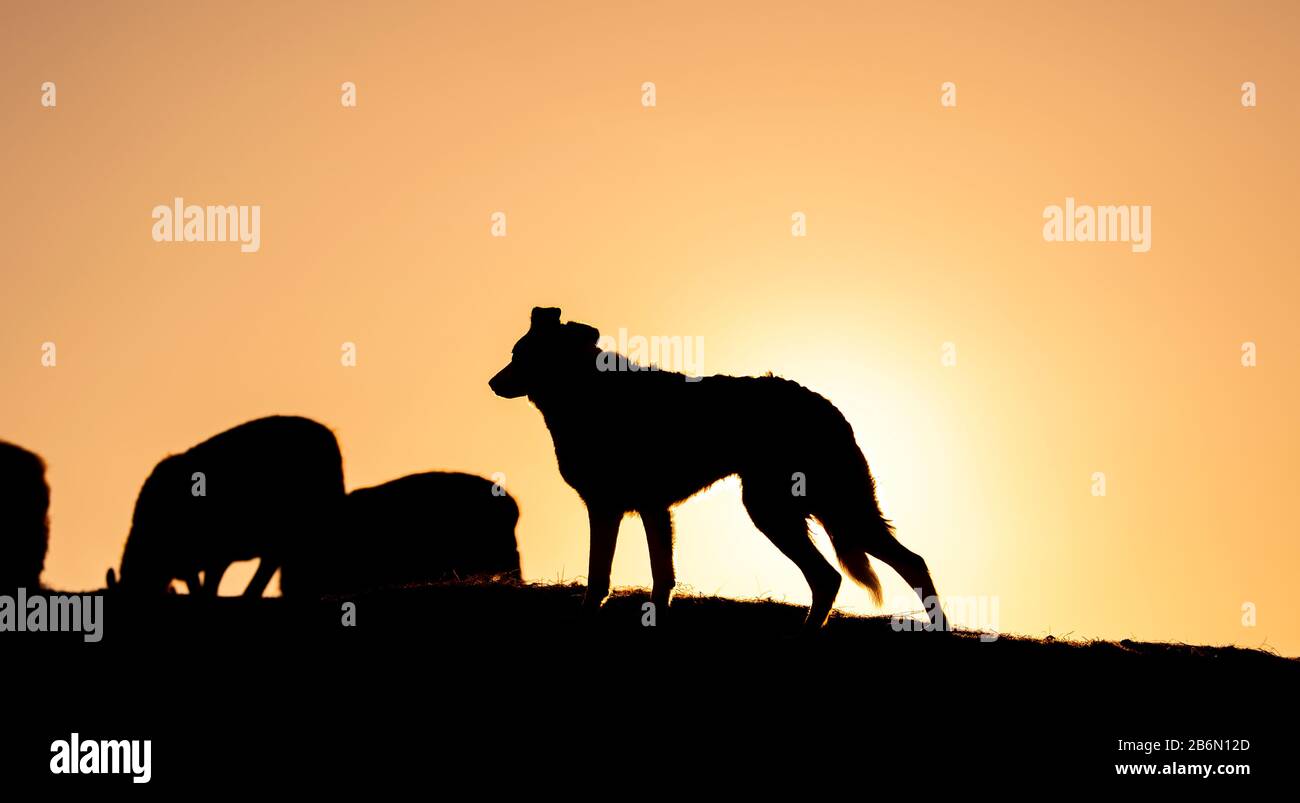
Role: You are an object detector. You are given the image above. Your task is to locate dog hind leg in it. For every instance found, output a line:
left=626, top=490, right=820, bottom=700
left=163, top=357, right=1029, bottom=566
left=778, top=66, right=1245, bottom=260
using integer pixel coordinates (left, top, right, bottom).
left=859, top=528, right=947, bottom=631
left=742, top=484, right=840, bottom=630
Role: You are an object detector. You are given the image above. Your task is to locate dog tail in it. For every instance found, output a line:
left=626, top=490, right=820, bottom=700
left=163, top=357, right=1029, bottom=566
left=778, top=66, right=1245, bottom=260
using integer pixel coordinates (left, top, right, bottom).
left=817, top=449, right=895, bottom=606
left=825, top=518, right=888, bottom=605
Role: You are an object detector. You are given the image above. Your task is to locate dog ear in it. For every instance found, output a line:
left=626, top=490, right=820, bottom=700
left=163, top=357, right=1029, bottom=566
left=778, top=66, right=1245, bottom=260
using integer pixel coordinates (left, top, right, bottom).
left=564, top=321, right=600, bottom=346
left=531, top=307, right=562, bottom=327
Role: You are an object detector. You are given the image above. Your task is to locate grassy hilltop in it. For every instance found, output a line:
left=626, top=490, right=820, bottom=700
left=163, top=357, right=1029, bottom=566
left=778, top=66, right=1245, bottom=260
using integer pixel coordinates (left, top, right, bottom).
left=47, top=578, right=1293, bottom=679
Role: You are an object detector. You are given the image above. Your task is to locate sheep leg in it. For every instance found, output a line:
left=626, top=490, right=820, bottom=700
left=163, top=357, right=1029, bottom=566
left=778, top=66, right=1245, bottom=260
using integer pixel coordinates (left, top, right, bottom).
left=203, top=561, right=230, bottom=596
left=244, top=557, right=278, bottom=598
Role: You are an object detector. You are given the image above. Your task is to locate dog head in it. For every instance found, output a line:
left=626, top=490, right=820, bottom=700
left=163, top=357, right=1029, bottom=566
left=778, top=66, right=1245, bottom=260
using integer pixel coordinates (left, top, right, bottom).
left=490, top=307, right=600, bottom=399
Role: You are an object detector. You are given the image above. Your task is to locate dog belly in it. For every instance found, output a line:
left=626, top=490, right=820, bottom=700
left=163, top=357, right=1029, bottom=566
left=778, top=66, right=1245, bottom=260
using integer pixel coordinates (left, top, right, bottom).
left=558, top=451, right=734, bottom=510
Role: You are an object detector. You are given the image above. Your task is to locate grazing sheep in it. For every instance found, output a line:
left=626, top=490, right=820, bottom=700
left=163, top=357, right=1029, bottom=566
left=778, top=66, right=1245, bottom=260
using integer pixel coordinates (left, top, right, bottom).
left=280, top=472, right=521, bottom=597
left=0, top=441, right=50, bottom=591
left=107, top=416, right=345, bottom=597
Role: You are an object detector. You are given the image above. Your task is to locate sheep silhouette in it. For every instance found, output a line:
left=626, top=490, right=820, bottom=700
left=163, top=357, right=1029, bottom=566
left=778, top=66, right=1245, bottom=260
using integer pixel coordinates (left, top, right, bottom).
left=107, top=416, right=345, bottom=597
left=0, top=440, right=50, bottom=591
left=280, top=472, right=521, bottom=598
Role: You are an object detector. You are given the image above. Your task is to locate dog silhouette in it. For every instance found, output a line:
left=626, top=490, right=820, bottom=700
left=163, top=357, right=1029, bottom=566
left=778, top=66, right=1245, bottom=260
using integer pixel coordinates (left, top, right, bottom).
left=0, top=440, right=50, bottom=591
left=280, top=471, right=521, bottom=597
left=490, top=307, right=945, bottom=630
left=107, top=416, right=345, bottom=597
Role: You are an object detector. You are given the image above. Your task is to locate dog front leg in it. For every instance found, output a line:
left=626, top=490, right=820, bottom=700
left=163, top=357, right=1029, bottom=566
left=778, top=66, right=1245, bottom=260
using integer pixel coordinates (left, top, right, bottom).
left=583, top=506, right=621, bottom=612
left=641, top=508, right=676, bottom=613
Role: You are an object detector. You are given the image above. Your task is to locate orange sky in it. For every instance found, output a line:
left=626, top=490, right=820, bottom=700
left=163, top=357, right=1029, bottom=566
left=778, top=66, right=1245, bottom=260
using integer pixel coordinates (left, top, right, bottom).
left=3, top=1, right=1297, bottom=653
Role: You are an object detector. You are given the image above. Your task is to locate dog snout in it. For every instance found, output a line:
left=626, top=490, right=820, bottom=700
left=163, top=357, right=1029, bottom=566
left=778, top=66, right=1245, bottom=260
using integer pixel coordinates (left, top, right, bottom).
left=490, top=364, right=525, bottom=398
